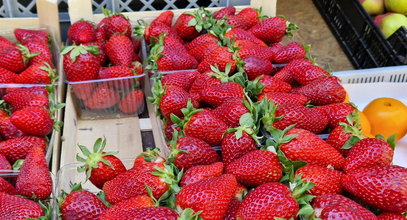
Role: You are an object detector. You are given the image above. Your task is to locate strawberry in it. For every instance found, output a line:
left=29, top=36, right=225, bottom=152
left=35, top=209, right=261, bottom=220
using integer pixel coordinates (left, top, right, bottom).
left=11, top=107, right=53, bottom=136
left=224, top=199, right=240, bottom=220
left=14, top=62, right=53, bottom=84
left=62, top=44, right=100, bottom=82
left=130, top=61, right=144, bottom=75
left=198, top=46, right=237, bottom=73
left=225, top=28, right=267, bottom=47
left=173, top=13, right=201, bottom=41
left=0, top=36, right=13, bottom=50
left=214, top=6, right=236, bottom=19
left=163, top=119, right=181, bottom=140
left=314, top=103, right=356, bottom=129
left=237, top=182, right=299, bottom=219
left=119, top=90, right=145, bottom=114
left=0, top=111, right=7, bottom=118
left=102, top=207, right=178, bottom=220
left=0, top=177, right=16, bottom=195
left=0, top=192, right=44, bottom=219
left=189, top=42, right=221, bottom=62
left=99, top=195, right=154, bottom=219
left=0, top=117, right=24, bottom=140
left=20, top=38, right=52, bottom=65
left=273, top=42, right=306, bottom=63
left=0, top=136, right=46, bottom=163
left=277, top=128, right=346, bottom=169
left=169, top=135, right=220, bottom=170
left=14, top=28, right=49, bottom=45
left=235, top=40, right=273, bottom=60
left=84, top=84, right=120, bottom=109
left=342, top=165, right=407, bottom=213
left=189, top=71, right=221, bottom=101
left=292, top=76, right=346, bottom=106
left=0, top=67, right=17, bottom=83
left=68, top=20, right=96, bottom=44
left=76, top=138, right=126, bottom=189
left=61, top=189, right=107, bottom=219
left=0, top=154, right=11, bottom=170
left=83, top=42, right=107, bottom=65
left=0, top=45, right=27, bottom=73
left=103, top=10, right=132, bottom=39
left=151, top=10, right=174, bottom=26
left=135, top=20, right=182, bottom=43
left=227, top=8, right=260, bottom=30
left=269, top=42, right=285, bottom=55
left=221, top=131, right=258, bottom=166
left=105, top=34, right=135, bottom=67
left=243, top=56, right=273, bottom=80
left=274, top=59, right=313, bottom=84
left=4, top=90, right=49, bottom=111
left=226, top=150, right=283, bottom=187
left=257, top=92, right=308, bottom=105
left=377, top=213, right=406, bottom=219
left=259, top=75, right=292, bottom=93
left=291, top=64, right=330, bottom=85
left=200, top=82, right=244, bottom=107
left=326, top=125, right=354, bottom=157
left=211, top=99, right=249, bottom=128
left=176, top=174, right=237, bottom=219
left=95, top=26, right=107, bottom=43
left=180, top=162, right=224, bottom=186
left=312, top=194, right=378, bottom=219
left=273, top=104, right=329, bottom=134
left=15, top=147, right=52, bottom=199
left=344, top=138, right=394, bottom=173
left=161, top=71, right=200, bottom=92
left=131, top=37, right=141, bottom=54
left=98, top=66, right=134, bottom=79
left=249, top=17, right=294, bottom=44
left=295, top=165, right=343, bottom=196
left=71, top=83, right=95, bottom=101
left=185, top=33, right=219, bottom=51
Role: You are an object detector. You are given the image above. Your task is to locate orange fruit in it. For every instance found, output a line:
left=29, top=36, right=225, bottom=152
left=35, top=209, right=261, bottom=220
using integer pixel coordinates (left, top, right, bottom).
left=363, top=97, right=407, bottom=141
left=359, top=111, right=372, bottom=137
left=344, top=93, right=350, bottom=103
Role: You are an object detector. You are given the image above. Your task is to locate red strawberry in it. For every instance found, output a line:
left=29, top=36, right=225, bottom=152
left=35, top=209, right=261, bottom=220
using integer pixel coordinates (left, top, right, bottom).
left=0, top=177, right=16, bottom=195
left=226, top=150, right=283, bottom=187
left=269, top=42, right=285, bottom=55
left=119, top=90, right=144, bottom=114
left=235, top=40, right=273, bottom=60
left=0, top=36, right=13, bottom=50
left=170, top=136, right=220, bottom=170
left=189, top=71, right=221, bottom=101
left=295, top=165, right=343, bottom=196
left=130, top=61, right=144, bottom=75
left=344, top=138, right=393, bottom=173
left=0, top=192, right=44, bottom=219
left=14, top=62, right=53, bottom=84
left=213, top=6, right=236, bottom=19
left=0, top=67, right=17, bottom=83
left=237, top=182, right=299, bottom=219
left=273, top=42, right=306, bottom=63
left=76, top=138, right=126, bottom=189
left=180, top=162, right=224, bottom=186
left=212, top=99, right=249, bottom=128
left=105, top=34, right=136, bottom=67
left=274, top=59, right=313, bottom=84
left=258, top=92, right=308, bottom=105
left=102, top=207, right=178, bottom=220
left=83, top=42, right=107, bottom=65
left=259, top=75, right=292, bottom=93
left=291, top=64, right=330, bottom=85
left=98, top=66, right=134, bottom=79
left=163, top=119, right=181, bottom=140
left=3, top=88, right=49, bottom=111
left=249, top=17, right=291, bottom=44
left=62, top=45, right=100, bottom=82
left=326, top=125, right=353, bottom=156
left=292, top=76, right=346, bottom=106
left=173, top=13, right=201, bottom=41
left=0, top=154, right=11, bottom=170
left=20, top=38, right=52, bottom=65
left=104, top=12, right=132, bottom=39
left=185, top=33, right=219, bottom=51
left=176, top=174, right=237, bottom=219
left=224, top=199, right=240, bottom=220
left=0, top=136, right=46, bottom=163
left=14, top=28, right=49, bottom=45
left=221, top=131, right=258, bottom=166
left=198, top=47, right=237, bottom=73
left=200, top=82, right=244, bottom=107
left=377, top=213, right=406, bottom=219
left=0, top=111, right=7, bottom=118
left=99, top=195, right=154, bottom=219
left=68, top=20, right=96, bottom=44
left=136, top=21, right=182, bottom=43
left=95, top=26, right=107, bottom=43
left=279, top=128, right=346, bottom=169
left=312, top=194, right=378, bottom=219
left=161, top=71, right=200, bottom=92
left=315, top=103, right=355, bottom=129
left=189, top=42, right=221, bottom=62
left=243, top=56, right=273, bottom=80
left=11, top=107, right=53, bottom=136
left=71, top=83, right=95, bottom=101
left=0, top=117, right=24, bottom=140
left=151, top=10, right=174, bottom=26
left=342, top=165, right=407, bottom=213
left=61, top=190, right=107, bottom=219
left=274, top=104, right=329, bottom=134
left=84, top=84, right=120, bottom=109
left=227, top=8, right=260, bottom=30
left=131, top=37, right=141, bottom=54
left=16, top=147, right=52, bottom=199
left=0, top=45, right=27, bottom=73
left=225, top=28, right=267, bottom=47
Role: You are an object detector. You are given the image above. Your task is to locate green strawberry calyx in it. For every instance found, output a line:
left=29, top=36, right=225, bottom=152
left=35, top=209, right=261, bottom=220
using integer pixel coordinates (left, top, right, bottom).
left=146, top=33, right=166, bottom=71
left=167, top=129, right=189, bottom=164
left=290, top=174, right=320, bottom=220
left=133, top=19, right=148, bottom=39
left=177, top=208, right=203, bottom=220
left=16, top=44, right=40, bottom=64
left=76, top=137, right=119, bottom=181
left=152, top=163, right=183, bottom=208
left=170, top=100, right=202, bottom=133
left=187, top=7, right=216, bottom=33
left=149, top=74, right=165, bottom=117
left=375, top=134, right=397, bottom=150
left=61, top=44, right=101, bottom=63
left=246, top=76, right=265, bottom=98
left=341, top=110, right=365, bottom=150
left=258, top=99, right=283, bottom=132
left=227, top=112, right=262, bottom=144
left=138, top=148, right=163, bottom=163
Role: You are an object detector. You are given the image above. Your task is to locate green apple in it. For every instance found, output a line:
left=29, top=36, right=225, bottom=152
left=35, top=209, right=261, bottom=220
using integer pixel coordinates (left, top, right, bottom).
left=379, top=13, right=407, bottom=38
left=360, top=0, right=385, bottom=15
left=385, top=0, right=407, bottom=15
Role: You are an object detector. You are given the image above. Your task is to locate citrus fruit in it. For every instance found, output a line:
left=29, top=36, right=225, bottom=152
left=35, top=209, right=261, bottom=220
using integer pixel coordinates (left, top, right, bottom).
left=359, top=111, right=372, bottom=137
left=344, top=93, right=350, bottom=103
left=363, top=97, right=407, bottom=141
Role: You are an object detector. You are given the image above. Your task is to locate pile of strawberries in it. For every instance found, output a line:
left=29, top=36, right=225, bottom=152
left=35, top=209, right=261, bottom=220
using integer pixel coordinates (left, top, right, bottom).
left=63, top=9, right=145, bottom=115
left=53, top=6, right=407, bottom=220
left=0, top=29, right=60, bottom=219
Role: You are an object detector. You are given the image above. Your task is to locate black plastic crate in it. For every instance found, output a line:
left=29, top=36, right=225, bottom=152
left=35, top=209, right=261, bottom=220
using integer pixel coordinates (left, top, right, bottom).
left=313, top=0, right=407, bottom=69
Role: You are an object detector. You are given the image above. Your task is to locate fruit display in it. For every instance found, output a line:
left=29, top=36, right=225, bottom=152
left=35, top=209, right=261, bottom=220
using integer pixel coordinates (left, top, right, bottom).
left=63, top=9, right=145, bottom=119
